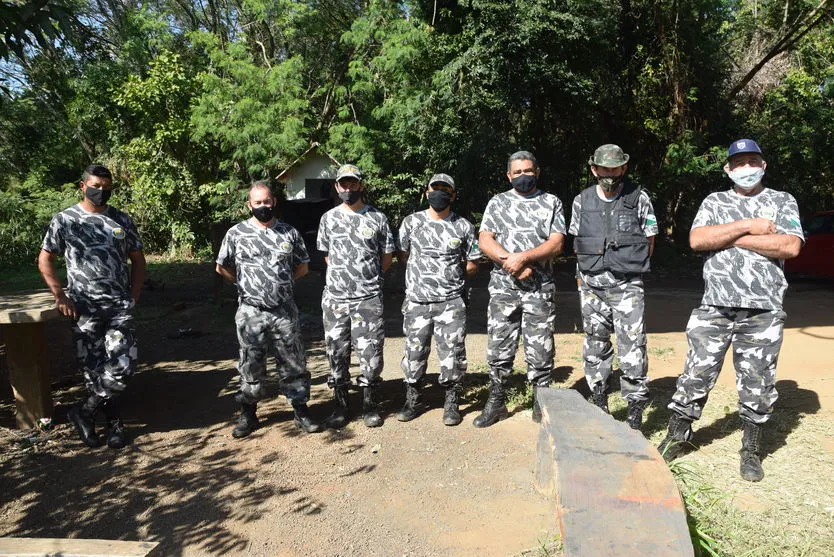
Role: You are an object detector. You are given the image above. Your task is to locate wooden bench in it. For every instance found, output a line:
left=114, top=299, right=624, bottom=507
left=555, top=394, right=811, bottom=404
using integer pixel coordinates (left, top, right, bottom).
left=0, top=290, right=63, bottom=429
left=534, top=388, right=693, bottom=556
left=0, top=538, right=160, bottom=557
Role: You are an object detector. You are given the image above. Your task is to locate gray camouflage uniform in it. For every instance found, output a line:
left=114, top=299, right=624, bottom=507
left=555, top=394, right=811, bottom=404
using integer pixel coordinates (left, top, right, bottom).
left=399, top=210, right=481, bottom=386
left=317, top=205, right=396, bottom=387
left=216, top=219, right=311, bottom=405
left=42, top=204, right=143, bottom=399
left=569, top=185, right=658, bottom=402
left=669, top=188, right=804, bottom=424
left=480, top=190, right=566, bottom=385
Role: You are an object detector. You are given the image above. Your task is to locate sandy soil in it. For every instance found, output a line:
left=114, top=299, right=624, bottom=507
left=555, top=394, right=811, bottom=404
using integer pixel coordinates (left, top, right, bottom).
left=1, top=263, right=832, bottom=556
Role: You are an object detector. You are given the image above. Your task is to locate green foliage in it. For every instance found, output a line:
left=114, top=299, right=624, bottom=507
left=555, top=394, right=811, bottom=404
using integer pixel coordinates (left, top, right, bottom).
left=0, top=182, right=78, bottom=266
left=1, top=0, right=832, bottom=266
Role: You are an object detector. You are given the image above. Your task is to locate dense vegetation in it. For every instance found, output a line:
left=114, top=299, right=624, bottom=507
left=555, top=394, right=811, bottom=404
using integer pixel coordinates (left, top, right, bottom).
left=1, top=0, right=832, bottom=265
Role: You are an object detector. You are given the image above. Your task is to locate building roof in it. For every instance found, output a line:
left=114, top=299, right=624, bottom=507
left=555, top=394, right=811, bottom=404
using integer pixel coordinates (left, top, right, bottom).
left=275, top=142, right=341, bottom=183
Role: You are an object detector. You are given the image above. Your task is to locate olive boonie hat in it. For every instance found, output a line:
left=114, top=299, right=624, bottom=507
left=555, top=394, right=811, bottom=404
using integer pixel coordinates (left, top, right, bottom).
left=428, top=173, right=455, bottom=190
left=336, top=164, right=362, bottom=181
left=588, top=144, right=630, bottom=168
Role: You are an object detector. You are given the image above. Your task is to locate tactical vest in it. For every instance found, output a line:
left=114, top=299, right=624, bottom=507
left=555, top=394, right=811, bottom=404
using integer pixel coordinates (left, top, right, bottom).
left=573, top=182, right=650, bottom=274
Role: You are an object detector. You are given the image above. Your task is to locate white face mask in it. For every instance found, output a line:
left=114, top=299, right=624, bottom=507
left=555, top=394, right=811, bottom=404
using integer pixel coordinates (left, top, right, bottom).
left=727, top=166, right=765, bottom=190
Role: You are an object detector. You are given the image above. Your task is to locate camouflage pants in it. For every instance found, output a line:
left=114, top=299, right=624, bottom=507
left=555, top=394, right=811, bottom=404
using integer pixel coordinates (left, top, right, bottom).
left=668, top=305, right=785, bottom=425
left=580, top=277, right=649, bottom=402
left=322, top=294, right=384, bottom=388
left=73, top=308, right=137, bottom=400
left=401, top=297, right=467, bottom=386
left=235, top=302, right=311, bottom=405
left=487, top=286, right=555, bottom=385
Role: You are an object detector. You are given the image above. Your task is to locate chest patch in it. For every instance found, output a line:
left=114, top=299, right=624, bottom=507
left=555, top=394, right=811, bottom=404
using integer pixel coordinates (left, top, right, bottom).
left=447, top=238, right=462, bottom=249
left=760, top=206, right=777, bottom=220
left=360, top=227, right=375, bottom=239
left=277, top=241, right=293, bottom=254
left=535, top=208, right=550, bottom=220
left=112, top=227, right=126, bottom=240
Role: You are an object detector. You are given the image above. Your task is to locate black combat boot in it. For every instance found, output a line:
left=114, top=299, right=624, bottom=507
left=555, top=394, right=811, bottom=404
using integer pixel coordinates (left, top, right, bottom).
left=473, top=381, right=508, bottom=428
left=589, top=383, right=609, bottom=413
left=657, top=413, right=694, bottom=461
left=67, top=394, right=103, bottom=448
left=626, top=399, right=649, bottom=430
left=362, top=385, right=383, bottom=428
left=739, top=421, right=765, bottom=482
left=532, top=384, right=548, bottom=424
left=102, top=398, right=128, bottom=449
left=292, top=402, right=322, bottom=433
left=232, top=401, right=259, bottom=438
left=396, top=381, right=423, bottom=422
left=442, top=383, right=462, bottom=426
left=325, top=386, right=350, bottom=429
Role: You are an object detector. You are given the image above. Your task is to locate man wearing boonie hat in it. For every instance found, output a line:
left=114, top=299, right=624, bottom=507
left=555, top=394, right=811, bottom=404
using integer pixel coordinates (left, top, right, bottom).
left=317, top=164, right=396, bottom=428
left=570, top=144, right=657, bottom=430
left=658, top=139, right=804, bottom=482
left=395, top=173, right=480, bottom=426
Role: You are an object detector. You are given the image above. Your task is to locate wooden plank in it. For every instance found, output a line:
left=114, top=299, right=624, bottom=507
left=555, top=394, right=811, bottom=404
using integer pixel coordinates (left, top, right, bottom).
left=1, top=323, right=53, bottom=429
left=0, top=291, right=61, bottom=324
left=0, top=538, right=161, bottom=557
left=534, top=388, right=693, bottom=557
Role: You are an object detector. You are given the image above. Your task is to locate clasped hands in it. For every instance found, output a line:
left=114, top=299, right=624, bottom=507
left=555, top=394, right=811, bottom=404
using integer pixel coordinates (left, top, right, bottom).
left=500, top=252, right=534, bottom=280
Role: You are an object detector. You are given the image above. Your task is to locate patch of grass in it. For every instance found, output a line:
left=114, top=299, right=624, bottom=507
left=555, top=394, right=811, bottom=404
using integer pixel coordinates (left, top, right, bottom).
left=650, top=346, right=675, bottom=359
left=516, top=532, right=563, bottom=556
left=0, top=263, right=63, bottom=293
left=658, top=385, right=834, bottom=557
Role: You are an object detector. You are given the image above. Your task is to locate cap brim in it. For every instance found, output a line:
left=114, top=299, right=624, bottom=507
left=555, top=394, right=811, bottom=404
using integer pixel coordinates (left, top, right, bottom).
left=337, top=174, right=361, bottom=181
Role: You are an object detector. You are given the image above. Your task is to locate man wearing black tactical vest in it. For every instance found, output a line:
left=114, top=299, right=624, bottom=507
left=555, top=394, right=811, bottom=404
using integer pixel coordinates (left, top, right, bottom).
left=569, top=144, right=658, bottom=430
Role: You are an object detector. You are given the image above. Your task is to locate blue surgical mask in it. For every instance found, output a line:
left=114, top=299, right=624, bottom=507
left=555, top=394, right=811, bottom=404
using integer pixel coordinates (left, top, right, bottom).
left=728, top=167, right=765, bottom=190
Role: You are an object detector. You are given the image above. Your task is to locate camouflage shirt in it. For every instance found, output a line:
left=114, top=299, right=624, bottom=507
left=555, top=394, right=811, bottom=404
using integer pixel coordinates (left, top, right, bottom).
left=317, top=204, right=396, bottom=300
left=399, top=210, right=481, bottom=302
left=42, top=203, right=143, bottom=309
left=569, top=184, right=658, bottom=288
left=692, top=187, right=804, bottom=311
left=480, top=189, right=566, bottom=294
left=217, top=218, right=309, bottom=309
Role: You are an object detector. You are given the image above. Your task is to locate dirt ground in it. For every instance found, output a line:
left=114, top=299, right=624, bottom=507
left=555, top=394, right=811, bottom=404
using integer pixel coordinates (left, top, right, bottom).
left=1, top=262, right=833, bottom=556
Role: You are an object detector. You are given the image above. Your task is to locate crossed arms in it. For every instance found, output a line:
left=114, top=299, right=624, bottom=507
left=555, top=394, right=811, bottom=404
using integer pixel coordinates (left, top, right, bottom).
left=690, top=218, right=802, bottom=259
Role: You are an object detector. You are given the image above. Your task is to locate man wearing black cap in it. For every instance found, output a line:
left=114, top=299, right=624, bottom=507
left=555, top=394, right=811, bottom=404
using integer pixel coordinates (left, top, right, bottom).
left=658, top=139, right=804, bottom=482
left=317, top=164, right=396, bottom=428
left=396, top=173, right=480, bottom=425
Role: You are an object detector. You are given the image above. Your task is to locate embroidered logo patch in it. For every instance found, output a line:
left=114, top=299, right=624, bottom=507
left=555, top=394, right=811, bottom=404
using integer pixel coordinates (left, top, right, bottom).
left=112, top=228, right=126, bottom=239
left=448, top=238, right=462, bottom=249
left=278, top=241, right=293, bottom=254
left=760, top=207, right=777, bottom=220
left=360, top=228, right=375, bottom=239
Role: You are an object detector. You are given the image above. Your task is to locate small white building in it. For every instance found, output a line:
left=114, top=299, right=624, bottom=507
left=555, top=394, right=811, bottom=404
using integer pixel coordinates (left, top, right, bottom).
left=276, top=142, right=341, bottom=201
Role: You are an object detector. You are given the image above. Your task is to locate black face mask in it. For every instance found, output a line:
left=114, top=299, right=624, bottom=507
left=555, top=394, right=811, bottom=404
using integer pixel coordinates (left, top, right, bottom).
left=251, top=205, right=274, bottom=223
left=338, top=190, right=362, bottom=205
left=84, top=186, right=112, bottom=207
left=511, top=174, right=537, bottom=194
left=427, top=190, right=453, bottom=211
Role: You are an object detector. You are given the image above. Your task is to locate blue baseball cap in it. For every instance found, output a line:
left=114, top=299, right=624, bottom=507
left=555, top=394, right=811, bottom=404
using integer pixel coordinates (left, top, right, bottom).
left=727, top=139, right=763, bottom=158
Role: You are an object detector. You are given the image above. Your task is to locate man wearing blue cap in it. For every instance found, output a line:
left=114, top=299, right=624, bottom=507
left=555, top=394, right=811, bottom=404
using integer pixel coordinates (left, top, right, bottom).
left=658, top=139, right=804, bottom=482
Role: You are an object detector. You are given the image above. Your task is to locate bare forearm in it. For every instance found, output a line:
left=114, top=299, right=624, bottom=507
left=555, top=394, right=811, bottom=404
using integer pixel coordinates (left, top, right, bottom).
left=478, top=232, right=509, bottom=263
left=381, top=252, right=394, bottom=273
left=734, top=234, right=802, bottom=259
left=129, top=252, right=146, bottom=302
left=648, top=236, right=656, bottom=257
left=216, top=264, right=236, bottom=283
left=293, top=263, right=309, bottom=281
left=37, top=251, right=64, bottom=299
left=521, top=234, right=565, bottom=263
left=690, top=221, right=754, bottom=251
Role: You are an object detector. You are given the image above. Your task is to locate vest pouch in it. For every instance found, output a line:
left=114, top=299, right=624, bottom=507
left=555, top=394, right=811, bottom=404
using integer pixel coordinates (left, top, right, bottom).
left=574, top=236, right=606, bottom=274
left=606, top=236, right=650, bottom=274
